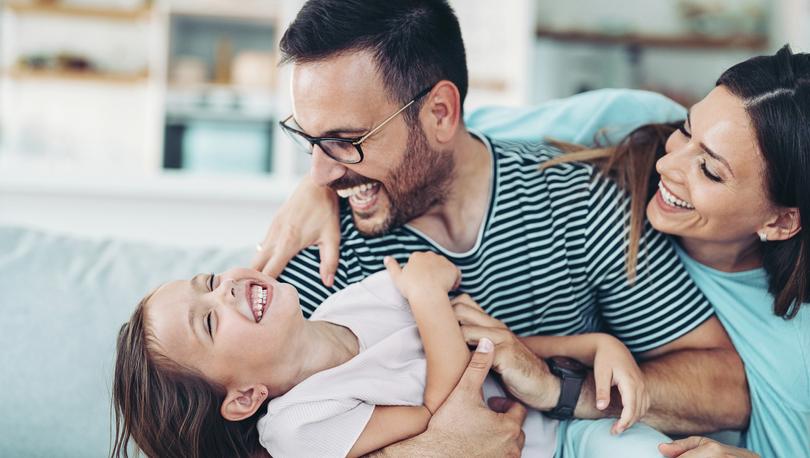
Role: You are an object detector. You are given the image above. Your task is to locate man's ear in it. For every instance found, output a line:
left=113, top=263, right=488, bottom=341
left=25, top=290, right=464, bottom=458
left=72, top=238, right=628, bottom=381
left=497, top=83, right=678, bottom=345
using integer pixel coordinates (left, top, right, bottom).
left=424, top=80, right=462, bottom=144
left=220, top=385, right=270, bottom=422
left=760, top=207, right=802, bottom=242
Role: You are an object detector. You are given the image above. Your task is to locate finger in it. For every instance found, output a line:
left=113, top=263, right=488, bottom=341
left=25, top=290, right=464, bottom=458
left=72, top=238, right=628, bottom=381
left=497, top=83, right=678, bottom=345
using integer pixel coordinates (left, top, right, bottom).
left=613, top=381, right=636, bottom=435
left=593, top=364, right=612, bottom=411
left=250, top=241, right=272, bottom=271
left=455, top=338, right=495, bottom=400
left=453, top=302, right=504, bottom=328
left=487, top=396, right=513, bottom=413
left=451, top=293, right=484, bottom=312
left=452, top=266, right=462, bottom=291
left=383, top=256, right=403, bottom=282
left=502, top=397, right=528, bottom=425
left=658, top=436, right=705, bottom=457
left=460, top=325, right=506, bottom=347
left=261, top=247, right=296, bottom=278
left=317, top=241, right=339, bottom=288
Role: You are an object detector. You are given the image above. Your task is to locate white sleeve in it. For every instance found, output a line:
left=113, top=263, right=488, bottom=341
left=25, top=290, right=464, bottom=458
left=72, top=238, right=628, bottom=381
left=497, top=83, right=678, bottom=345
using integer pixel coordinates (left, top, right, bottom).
left=259, top=399, right=375, bottom=458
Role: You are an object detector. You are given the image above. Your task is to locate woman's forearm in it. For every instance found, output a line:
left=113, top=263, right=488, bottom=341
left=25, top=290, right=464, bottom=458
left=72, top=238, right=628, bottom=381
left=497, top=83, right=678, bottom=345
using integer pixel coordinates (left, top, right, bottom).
left=408, top=289, right=469, bottom=414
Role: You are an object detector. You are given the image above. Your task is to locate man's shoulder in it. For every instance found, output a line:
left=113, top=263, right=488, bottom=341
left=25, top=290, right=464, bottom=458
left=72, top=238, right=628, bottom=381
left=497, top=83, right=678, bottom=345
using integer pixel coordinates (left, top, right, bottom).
left=486, top=135, right=596, bottom=193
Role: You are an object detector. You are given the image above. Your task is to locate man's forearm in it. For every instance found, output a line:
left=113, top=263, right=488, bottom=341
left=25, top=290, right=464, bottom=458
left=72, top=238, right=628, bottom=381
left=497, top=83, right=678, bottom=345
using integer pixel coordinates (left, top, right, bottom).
left=365, top=430, right=459, bottom=458
left=573, top=348, right=750, bottom=434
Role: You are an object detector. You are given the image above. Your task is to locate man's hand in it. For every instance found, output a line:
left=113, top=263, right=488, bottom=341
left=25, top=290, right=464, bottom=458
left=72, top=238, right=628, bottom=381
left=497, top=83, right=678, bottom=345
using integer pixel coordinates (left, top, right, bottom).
left=452, top=295, right=560, bottom=411
left=659, top=436, right=760, bottom=458
left=424, top=339, right=527, bottom=457
left=370, top=339, right=527, bottom=457
left=251, top=176, right=341, bottom=286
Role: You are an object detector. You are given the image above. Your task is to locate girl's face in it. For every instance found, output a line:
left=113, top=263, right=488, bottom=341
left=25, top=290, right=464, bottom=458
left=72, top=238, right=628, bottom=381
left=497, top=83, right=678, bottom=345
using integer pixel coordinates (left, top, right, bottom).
left=145, top=267, right=303, bottom=392
left=646, top=85, right=779, bottom=245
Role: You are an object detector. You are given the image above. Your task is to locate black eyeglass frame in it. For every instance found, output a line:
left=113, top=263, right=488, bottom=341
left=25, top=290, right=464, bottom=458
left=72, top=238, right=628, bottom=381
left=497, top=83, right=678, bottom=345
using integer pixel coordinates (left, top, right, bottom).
left=279, top=84, right=435, bottom=164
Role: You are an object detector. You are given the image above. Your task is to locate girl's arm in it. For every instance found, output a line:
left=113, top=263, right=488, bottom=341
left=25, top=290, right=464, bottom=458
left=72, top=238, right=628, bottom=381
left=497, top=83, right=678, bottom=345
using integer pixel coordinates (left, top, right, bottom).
left=346, top=253, right=469, bottom=457
left=521, top=333, right=604, bottom=364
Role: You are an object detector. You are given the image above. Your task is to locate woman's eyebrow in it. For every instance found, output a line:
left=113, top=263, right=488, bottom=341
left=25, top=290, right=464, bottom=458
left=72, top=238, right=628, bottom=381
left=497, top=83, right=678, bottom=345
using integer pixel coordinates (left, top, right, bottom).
left=687, top=110, right=735, bottom=177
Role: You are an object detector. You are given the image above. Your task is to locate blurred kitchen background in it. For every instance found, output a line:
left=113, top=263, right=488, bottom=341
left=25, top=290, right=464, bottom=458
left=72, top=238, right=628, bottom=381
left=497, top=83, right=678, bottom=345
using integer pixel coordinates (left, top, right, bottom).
left=0, top=0, right=807, bottom=247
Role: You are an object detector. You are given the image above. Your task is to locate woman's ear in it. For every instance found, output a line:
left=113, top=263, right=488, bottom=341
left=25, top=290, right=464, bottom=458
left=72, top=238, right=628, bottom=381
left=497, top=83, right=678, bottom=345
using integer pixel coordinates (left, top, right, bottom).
left=220, top=385, right=269, bottom=422
left=761, top=207, right=802, bottom=241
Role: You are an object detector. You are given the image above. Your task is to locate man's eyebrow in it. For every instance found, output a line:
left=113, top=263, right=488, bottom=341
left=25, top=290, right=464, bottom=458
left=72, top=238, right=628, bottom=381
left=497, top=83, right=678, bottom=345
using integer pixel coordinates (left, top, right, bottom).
left=322, top=126, right=368, bottom=137
left=687, top=110, right=735, bottom=178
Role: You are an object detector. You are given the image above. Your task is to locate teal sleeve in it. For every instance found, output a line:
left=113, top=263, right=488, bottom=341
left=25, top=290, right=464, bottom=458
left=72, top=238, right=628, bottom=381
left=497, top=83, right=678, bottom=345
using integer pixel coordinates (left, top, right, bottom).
left=465, top=88, right=686, bottom=146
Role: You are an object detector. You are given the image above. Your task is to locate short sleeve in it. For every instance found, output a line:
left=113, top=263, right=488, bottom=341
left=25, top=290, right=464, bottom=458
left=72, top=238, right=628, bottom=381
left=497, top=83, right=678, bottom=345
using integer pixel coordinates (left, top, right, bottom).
left=466, top=88, right=686, bottom=146
left=259, top=399, right=374, bottom=458
left=583, top=171, right=714, bottom=354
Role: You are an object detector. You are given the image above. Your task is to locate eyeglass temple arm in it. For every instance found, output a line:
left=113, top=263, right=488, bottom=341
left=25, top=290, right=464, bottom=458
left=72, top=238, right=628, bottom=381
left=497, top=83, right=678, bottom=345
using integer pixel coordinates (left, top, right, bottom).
left=354, top=86, right=433, bottom=145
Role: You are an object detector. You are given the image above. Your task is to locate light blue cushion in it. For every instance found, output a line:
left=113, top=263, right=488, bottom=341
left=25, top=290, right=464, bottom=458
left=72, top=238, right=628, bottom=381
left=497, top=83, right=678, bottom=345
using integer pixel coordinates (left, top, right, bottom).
left=0, top=226, right=251, bottom=457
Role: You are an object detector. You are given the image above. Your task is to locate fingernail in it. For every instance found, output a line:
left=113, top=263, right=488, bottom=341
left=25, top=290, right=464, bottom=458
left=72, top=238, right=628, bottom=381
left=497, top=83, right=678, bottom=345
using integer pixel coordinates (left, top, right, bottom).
left=383, top=256, right=392, bottom=265
left=326, top=274, right=334, bottom=287
left=477, top=338, right=494, bottom=353
left=596, top=400, right=607, bottom=410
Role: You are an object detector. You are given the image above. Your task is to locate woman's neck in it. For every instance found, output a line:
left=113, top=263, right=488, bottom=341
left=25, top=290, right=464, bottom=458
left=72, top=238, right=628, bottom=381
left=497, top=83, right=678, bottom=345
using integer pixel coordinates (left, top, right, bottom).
left=678, top=236, right=763, bottom=272
left=270, top=320, right=359, bottom=396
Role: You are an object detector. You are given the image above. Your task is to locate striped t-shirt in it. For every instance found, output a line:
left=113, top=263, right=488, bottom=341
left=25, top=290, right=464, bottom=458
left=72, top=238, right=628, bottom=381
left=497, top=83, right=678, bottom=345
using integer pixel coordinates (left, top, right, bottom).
left=278, top=134, right=714, bottom=354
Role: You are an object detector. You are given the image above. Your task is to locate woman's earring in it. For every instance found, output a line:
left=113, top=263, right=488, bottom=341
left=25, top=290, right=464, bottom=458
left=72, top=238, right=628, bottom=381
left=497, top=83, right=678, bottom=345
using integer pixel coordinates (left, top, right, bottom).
left=758, top=231, right=768, bottom=242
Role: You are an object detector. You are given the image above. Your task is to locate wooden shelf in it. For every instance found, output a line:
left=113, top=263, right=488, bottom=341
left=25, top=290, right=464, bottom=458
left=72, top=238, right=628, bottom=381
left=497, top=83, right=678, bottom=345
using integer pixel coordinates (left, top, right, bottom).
left=6, top=66, right=150, bottom=84
left=535, top=28, right=768, bottom=51
left=4, top=1, right=152, bottom=21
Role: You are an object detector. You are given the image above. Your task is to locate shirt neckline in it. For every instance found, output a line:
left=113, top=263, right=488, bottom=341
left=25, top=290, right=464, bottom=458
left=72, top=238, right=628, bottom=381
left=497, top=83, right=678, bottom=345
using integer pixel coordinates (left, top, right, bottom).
left=403, top=131, right=498, bottom=259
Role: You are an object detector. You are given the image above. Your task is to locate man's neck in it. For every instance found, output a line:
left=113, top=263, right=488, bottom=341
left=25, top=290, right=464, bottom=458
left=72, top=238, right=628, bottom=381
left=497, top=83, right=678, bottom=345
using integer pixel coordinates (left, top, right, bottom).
left=408, top=131, right=492, bottom=253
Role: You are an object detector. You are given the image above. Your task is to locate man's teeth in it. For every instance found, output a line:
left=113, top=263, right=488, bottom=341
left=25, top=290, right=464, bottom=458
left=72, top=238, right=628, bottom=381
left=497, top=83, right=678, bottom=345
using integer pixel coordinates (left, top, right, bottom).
left=658, top=182, right=695, bottom=210
left=251, top=284, right=267, bottom=320
left=336, top=183, right=375, bottom=198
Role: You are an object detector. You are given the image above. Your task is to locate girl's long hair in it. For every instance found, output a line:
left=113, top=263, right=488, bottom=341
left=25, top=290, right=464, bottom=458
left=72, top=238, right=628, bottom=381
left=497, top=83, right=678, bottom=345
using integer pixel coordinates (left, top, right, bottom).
left=111, top=295, right=270, bottom=458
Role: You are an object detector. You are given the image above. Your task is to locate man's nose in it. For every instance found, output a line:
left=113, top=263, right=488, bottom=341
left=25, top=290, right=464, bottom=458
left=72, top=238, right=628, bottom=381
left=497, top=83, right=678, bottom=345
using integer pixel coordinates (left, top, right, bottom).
left=310, top=145, right=347, bottom=187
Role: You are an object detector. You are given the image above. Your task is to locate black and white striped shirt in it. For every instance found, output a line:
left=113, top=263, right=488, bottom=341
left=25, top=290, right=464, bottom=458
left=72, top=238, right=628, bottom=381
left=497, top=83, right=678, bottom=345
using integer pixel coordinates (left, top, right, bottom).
left=279, top=135, right=714, bottom=354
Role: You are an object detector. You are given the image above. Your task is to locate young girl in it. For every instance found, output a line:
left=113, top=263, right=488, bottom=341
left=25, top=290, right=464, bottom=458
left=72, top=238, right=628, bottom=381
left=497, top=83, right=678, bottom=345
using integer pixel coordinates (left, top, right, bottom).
left=112, top=252, right=649, bottom=458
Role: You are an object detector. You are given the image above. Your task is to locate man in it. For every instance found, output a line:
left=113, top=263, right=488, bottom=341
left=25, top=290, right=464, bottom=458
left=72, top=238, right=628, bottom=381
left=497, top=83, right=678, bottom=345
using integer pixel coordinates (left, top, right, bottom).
left=253, top=0, right=749, bottom=455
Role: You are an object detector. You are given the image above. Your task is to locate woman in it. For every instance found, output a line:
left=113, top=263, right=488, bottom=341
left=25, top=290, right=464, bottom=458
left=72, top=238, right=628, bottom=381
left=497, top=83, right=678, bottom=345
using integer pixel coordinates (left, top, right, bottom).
left=260, top=45, right=810, bottom=457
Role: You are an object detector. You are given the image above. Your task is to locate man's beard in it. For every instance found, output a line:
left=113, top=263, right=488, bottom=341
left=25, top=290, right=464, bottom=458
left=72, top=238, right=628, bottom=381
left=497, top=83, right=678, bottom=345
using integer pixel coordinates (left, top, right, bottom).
left=332, top=124, right=455, bottom=237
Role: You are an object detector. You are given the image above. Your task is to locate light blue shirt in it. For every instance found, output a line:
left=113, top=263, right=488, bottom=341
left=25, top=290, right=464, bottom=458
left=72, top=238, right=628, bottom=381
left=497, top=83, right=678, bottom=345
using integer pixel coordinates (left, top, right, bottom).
left=675, top=245, right=810, bottom=458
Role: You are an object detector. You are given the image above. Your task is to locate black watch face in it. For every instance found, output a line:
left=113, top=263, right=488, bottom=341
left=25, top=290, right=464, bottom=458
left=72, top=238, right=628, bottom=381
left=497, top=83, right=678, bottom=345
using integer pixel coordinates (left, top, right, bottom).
left=549, top=356, right=587, bottom=375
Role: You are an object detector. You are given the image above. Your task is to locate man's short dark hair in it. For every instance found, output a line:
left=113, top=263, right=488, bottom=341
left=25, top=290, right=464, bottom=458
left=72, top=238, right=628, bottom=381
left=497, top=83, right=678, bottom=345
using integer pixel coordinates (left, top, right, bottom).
left=279, top=0, right=468, bottom=122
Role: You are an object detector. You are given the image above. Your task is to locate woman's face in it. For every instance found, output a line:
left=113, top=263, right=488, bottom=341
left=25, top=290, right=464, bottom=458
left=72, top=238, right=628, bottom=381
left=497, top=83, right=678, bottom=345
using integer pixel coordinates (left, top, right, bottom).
left=647, top=85, right=777, bottom=245
left=145, top=267, right=303, bottom=391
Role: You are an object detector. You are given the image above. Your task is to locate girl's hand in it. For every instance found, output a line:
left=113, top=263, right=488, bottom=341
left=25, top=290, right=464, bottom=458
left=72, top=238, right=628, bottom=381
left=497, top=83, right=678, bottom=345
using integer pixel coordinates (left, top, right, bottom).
left=659, top=436, right=760, bottom=458
left=384, top=253, right=461, bottom=298
left=592, top=334, right=649, bottom=435
left=251, top=176, right=341, bottom=287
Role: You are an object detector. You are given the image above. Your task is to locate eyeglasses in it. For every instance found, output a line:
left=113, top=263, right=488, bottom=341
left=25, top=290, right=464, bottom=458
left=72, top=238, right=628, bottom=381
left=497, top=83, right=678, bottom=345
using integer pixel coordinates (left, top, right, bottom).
left=279, top=85, right=434, bottom=164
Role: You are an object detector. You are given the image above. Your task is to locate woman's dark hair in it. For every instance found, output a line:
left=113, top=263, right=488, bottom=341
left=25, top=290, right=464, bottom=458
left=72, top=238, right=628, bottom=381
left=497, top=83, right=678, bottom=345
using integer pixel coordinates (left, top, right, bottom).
left=279, top=0, right=468, bottom=124
left=111, top=295, right=270, bottom=458
left=718, top=44, right=810, bottom=318
left=545, top=44, right=809, bottom=319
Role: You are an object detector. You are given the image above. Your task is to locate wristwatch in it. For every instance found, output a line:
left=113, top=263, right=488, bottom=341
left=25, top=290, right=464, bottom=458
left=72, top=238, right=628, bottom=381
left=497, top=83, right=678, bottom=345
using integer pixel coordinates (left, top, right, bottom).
left=545, top=356, right=587, bottom=420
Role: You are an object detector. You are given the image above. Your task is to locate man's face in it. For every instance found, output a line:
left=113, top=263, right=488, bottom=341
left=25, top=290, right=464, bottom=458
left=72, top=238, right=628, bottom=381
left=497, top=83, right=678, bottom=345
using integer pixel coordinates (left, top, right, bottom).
left=290, top=51, right=454, bottom=236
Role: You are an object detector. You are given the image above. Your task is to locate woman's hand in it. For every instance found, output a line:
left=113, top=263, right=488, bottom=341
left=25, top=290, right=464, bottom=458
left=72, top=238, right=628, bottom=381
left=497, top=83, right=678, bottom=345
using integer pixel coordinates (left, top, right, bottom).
left=384, top=253, right=461, bottom=299
left=659, top=436, right=760, bottom=458
left=591, top=334, right=649, bottom=435
left=251, top=175, right=341, bottom=286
